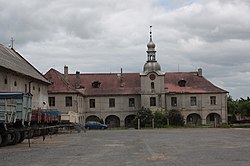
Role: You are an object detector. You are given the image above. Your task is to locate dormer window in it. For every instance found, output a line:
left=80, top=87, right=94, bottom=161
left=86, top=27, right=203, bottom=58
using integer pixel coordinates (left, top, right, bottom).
left=92, top=81, right=101, bottom=88
left=178, top=79, right=186, bottom=87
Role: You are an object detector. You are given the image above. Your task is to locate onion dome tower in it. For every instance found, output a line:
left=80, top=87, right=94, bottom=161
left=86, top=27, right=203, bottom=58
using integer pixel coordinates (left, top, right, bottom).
left=143, top=26, right=161, bottom=73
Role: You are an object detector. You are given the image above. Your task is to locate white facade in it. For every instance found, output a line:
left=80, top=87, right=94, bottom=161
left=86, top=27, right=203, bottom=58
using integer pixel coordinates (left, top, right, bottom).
left=0, top=65, right=49, bottom=110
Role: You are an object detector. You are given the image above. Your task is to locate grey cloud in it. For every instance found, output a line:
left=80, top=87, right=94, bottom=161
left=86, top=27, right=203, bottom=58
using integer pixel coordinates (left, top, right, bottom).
left=0, top=0, right=249, bottom=99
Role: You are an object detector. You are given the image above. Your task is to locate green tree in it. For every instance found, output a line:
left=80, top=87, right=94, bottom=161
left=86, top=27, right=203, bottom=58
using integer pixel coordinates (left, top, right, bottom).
left=154, top=110, right=167, bottom=128
left=168, top=109, right=184, bottom=126
left=136, top=107, right=153, bottom=128
left=238, top=97, right=250, bottom=117
left=227, top=95, right=238, bottom=123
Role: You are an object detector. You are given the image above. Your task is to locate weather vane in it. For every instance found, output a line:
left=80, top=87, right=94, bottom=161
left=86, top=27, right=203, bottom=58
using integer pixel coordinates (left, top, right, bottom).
left=10, top=37, right=15, bottom=49
left=149, top=26, right=152, bottom=40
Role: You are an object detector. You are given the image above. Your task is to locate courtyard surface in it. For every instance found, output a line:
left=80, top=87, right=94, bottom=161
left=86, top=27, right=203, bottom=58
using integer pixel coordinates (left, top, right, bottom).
left=1, top=128, right=250, bottom=166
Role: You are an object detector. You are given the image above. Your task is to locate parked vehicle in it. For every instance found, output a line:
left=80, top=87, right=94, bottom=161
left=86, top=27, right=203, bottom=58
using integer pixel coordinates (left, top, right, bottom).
left=85, top=121, right=108, bottom=129
left=0, top=92, right=80, bottom=147
left=0, top=92, right=32, bottom=146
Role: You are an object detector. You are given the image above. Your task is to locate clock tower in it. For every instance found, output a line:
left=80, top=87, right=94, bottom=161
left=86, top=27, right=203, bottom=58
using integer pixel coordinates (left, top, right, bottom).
left=140, top=26, right=166, bottom=112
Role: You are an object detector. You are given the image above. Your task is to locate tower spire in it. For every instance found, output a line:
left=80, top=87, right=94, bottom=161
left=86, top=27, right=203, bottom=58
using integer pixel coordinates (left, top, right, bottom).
left=143, top=26, right=161, bottom=73
left=146, top=26, right=156, bottom=61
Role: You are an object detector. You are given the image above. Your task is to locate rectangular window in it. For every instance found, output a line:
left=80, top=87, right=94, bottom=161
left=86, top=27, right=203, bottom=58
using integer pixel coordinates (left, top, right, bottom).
left=129, top=98, right=135, bottom=107
left=171, top=97, right=177, bottom=107
left=150, top=97, right=156, bottom=106
left=89, top=99, right=95, bottom=108
left=49, top=97, right=55, bottom=106
left=210, top=96, right=216, bottom=105
left=151, top=82, right=155, bottom=89
left=109, top=98, right=115, bottom=107
left=190, top=96, right=197, bottom=106
left=65, top=96, right=72, bottom=107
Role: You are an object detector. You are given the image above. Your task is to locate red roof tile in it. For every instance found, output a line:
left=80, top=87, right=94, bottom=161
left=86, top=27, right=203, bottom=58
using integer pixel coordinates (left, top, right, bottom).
left=68, top=73, right=141, bottom=96
left=44, top=69, right=80, bottom=94
left=44, top=69, right=227, bottom=96
left=165, top=72, right=227, bottom=94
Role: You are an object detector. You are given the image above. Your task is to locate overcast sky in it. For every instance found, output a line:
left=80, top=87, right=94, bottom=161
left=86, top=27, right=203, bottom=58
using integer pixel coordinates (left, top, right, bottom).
left=0, top=0, right=250, bottom=99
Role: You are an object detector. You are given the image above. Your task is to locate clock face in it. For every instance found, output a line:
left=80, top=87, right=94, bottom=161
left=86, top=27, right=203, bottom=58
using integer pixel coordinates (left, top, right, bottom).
left=149, top=74, right=156, bottom=80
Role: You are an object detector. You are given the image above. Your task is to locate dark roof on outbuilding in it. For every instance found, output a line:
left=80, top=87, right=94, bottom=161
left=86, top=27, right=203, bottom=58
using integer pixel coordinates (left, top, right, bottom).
left=0, top=44, right=50, bottom=84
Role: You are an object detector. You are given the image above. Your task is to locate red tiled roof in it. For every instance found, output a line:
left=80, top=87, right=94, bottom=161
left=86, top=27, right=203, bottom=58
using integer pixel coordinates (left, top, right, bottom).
left=68, top=73, right=141, bottom=96
left=44, top=69, right=227, bottom=96
left=165, top=72, right=227, bottom=94
left=44, top=69, right=80, bottom=94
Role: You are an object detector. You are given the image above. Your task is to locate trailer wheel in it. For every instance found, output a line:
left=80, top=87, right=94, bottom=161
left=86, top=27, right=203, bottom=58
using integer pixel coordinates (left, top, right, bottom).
left=0, top=133, right=10, bottom=147
left=8, top=131, right=21, bottom=145
left=18, top=132, right=25, bottom=143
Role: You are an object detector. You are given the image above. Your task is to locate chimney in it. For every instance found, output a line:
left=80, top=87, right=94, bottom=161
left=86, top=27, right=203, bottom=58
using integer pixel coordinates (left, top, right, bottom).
left=198, top=68, right=202, bottom=77
left=120, top=68, right=125, bottom=87
left=64, top=65, right=68, bottom=80
left=76, top=71, right=81, bottom=88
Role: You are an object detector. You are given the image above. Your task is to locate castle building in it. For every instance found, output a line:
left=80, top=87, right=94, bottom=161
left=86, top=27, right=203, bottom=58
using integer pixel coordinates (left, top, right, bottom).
left=45, top=28, right=228, bottom=127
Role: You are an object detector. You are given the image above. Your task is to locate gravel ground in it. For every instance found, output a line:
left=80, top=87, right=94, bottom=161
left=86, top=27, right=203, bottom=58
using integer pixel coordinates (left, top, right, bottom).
left=1, top=128, right=250, bottom=166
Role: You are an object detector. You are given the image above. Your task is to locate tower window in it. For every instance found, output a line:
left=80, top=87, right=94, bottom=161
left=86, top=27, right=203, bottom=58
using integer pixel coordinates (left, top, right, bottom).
left=14, top=81, right=17, bottom=86
left=151, top=82, right=155, bottom=89
left=4, top=78, right=7, bottom=84
left=150, top=97, right=156, bottom=106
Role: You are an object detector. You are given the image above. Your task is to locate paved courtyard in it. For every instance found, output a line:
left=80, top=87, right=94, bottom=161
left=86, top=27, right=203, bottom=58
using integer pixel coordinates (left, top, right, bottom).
left=1, top=128, right=250, bottom=166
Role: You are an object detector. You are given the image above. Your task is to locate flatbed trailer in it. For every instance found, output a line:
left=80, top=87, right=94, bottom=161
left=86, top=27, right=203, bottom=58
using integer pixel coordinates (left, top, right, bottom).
left=0, top=92, right=81, bottom=147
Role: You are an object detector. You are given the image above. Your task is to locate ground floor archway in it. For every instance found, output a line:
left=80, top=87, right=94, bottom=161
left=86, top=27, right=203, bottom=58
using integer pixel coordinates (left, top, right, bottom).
left=105, top=115, right=120, bottom=128
left=86, top=115, right=100, bottom=122
left=206, top=113, right=222, bottom=125
left=186, top=113, right=202, bottom=125
left=125, top=115, right=136, bottom=128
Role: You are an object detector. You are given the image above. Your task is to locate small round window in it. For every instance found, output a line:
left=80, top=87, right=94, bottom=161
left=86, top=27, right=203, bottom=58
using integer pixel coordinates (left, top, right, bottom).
left=149, top=74, right=156, bottom=80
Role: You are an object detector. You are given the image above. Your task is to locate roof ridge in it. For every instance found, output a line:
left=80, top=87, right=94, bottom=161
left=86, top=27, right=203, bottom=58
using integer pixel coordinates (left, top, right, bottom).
left=12, top=49, right=50, bottom=84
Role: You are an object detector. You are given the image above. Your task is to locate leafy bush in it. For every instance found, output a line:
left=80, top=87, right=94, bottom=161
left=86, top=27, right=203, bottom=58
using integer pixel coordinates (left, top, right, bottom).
left=135, top=107, right=153, bottom=128
left=168, top=109, right=184, bottom=126
left=154, top=111, right=168, bottom=128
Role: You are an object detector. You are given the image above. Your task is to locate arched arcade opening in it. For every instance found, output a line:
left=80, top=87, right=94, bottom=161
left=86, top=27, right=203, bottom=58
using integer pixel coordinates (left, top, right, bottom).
left=206, top=113, right=222, bottom=125
left=105, top=115, right=120, bottom=128
left=125, top=115, right=136, bottom=128
left=86, top=115, right=100, bottom=122
left=186, top=113, right=202, bottom=125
